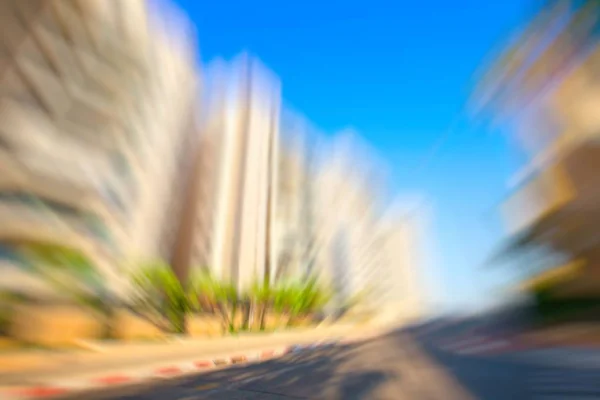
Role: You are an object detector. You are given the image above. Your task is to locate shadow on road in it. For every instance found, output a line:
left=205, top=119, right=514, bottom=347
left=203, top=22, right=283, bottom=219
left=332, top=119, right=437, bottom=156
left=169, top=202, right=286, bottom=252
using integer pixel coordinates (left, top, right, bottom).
left=404, top=328, right=534, bottom=400
left=71, top=334, right=422, bottom=400
left=170, top=339, right=399, bottom=399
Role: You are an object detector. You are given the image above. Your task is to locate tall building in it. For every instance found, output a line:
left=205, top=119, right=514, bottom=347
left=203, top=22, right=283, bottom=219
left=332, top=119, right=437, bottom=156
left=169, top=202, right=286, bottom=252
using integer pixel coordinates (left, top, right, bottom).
left=0, top=0, right=199, bottom=298
left=273, top=142, right=305, bottom=281
left=374, top=202, right=426, bottom=323
left=173, top=54, right=280, bottom=291
left=272, top=110, right=319, bottom=283
left=306, top=133, right=391, bottom=310
left=124, top=0, right=200, bottom=273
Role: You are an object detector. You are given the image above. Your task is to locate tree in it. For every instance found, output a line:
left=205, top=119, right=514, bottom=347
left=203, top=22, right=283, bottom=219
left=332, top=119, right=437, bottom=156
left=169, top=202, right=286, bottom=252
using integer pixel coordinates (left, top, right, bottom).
left=188, top=271, right=239, bottom=333
left=129, top=260, right=189, bottom=334
left=272, top=276, right=332, bottom=327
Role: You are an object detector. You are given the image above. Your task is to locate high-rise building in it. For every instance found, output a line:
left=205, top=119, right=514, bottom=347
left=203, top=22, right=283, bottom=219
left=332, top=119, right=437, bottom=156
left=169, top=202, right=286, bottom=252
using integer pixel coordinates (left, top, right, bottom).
left=272, top=110, right=319, bottom=283
left=374, top=201, right=426, bottom=323
left=173, top=54, right=280, bottom=291
left=273, top=144, right=305, bottom=281
left=0, top=0, right=199, bottom=298
left=305, top=132, right=390, bottom=310
left=123, top=0, right=200, bottom=268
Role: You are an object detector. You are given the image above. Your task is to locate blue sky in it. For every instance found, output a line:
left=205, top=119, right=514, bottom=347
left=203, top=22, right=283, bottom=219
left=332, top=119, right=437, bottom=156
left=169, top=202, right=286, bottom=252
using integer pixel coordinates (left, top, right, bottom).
left=172, top=0, right=536, bottom=313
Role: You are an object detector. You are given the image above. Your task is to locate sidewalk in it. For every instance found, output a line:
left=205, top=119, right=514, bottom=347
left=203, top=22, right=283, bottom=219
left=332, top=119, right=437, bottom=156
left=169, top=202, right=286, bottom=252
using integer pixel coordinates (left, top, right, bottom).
left=0, top=323, right=389, bottom=399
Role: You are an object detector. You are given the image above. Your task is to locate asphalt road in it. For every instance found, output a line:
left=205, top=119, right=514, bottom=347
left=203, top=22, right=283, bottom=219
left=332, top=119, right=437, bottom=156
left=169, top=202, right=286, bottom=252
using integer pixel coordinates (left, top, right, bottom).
left=59, top=327, right=600, bottom=399
left=69, top=330, right=470, bottom=400
left=417, top=324, right=600, bottom=399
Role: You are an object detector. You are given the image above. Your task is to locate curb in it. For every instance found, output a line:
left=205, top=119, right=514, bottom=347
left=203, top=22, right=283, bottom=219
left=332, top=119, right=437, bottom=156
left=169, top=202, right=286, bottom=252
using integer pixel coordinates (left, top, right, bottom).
left=1, top=339, right=344, bottom=400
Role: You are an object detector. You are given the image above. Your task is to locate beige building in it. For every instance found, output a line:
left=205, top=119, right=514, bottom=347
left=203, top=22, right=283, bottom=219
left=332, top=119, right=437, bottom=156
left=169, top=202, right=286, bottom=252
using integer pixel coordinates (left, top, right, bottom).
left=272, top=110, right=320, bottom=283
left=174, top=54, right=280, bottom=291
left=0, top=0, right=199, bottom=298
left=273, top=143, right=306, bottom=281
left=373, top=202, right=426, bottom=324
left=301, top=133, right=387, bottom=309
left=124, top=1, right=200, bottom=267
left=497, top=49, right=600, bottom=298
left=475, top=3, right=600, bottom=312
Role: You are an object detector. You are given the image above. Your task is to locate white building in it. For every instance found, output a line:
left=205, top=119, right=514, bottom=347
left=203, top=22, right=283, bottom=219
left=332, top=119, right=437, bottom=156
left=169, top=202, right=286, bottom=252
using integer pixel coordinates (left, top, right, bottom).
left=0, top=0, right=200, bottom=299
left=177, top=54, right=281, bottom=291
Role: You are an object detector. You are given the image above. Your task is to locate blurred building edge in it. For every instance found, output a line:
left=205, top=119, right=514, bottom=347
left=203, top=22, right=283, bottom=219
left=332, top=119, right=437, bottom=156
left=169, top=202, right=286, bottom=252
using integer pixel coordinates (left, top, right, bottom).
left=273, top=110, right=312, bottom=284
left=170, top=54, right=281, bottom=292
left=369, top=200, right=427, bottom=326
left=296, top=131, right=425, bottom=323
left=477, top=2, right=600, bottom=322
left=0, top=0, right=200, bottom=300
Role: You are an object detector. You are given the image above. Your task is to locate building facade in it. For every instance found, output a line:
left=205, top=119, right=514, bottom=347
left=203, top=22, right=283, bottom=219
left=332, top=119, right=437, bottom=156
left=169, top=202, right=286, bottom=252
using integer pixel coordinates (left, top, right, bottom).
left=476, top=3, right=600, bottom=315
left=0, top=0, right=199, bottom=299
left=173, top=54, right=281, bottom=291
left=374, top=202, right=426, bottom=324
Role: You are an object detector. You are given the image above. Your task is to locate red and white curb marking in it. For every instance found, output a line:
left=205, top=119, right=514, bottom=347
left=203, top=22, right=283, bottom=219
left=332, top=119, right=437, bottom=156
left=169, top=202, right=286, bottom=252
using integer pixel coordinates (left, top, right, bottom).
left=1, top=339, right=343, bottom=400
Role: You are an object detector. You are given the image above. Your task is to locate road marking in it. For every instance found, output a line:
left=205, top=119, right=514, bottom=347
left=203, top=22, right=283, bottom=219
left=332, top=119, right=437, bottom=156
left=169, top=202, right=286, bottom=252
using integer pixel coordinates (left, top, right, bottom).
left=155, top=366, right=183, bottom=375
left=231, top=355, right=248, bottom=364
left=16, top=386, right=69, bottom=397
left=194, top=360, right=213, bottom=368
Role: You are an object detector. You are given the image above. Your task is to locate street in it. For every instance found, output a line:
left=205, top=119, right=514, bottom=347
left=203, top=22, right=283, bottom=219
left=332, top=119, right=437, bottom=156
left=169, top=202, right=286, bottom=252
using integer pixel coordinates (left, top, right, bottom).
left=62, top=329, right=470, bottom=400
left=419, top=324, right=600, bottom=399
left=55, top=327, right=600, bottom=400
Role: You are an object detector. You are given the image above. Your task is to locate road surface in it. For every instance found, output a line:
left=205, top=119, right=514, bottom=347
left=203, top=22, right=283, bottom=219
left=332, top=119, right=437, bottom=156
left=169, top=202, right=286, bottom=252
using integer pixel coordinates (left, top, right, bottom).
left=57, top=327, right=600, bottom=399
left=418, top=323, right=600, bottom=399
left=61, top=330, right=469, bottom=400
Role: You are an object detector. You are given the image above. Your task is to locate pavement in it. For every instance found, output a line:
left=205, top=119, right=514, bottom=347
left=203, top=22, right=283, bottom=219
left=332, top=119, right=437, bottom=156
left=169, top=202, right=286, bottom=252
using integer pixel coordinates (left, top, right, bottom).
left=0, top=325, right=365, bottom=377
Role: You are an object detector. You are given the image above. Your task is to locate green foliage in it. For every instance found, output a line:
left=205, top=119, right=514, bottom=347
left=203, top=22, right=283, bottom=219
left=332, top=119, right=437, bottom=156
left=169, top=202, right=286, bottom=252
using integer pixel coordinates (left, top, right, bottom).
left=17, top=242, right=98, bottom=279
left=272, top=276, right=332, bottom=325
left=132, top=265, right=334, bottom=335
left=249, top=280, right=274, bottom=331
left=299, top=276, right=332, bottom=314
left=130, top=260, right=189, bottom=333
left=188, top=270, right=239, bottom=332
left=250, top=281, right=272, bottom=304
left=189, top=271, right=237, bottom=310
left=12, top=242, right=105, bottom=306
